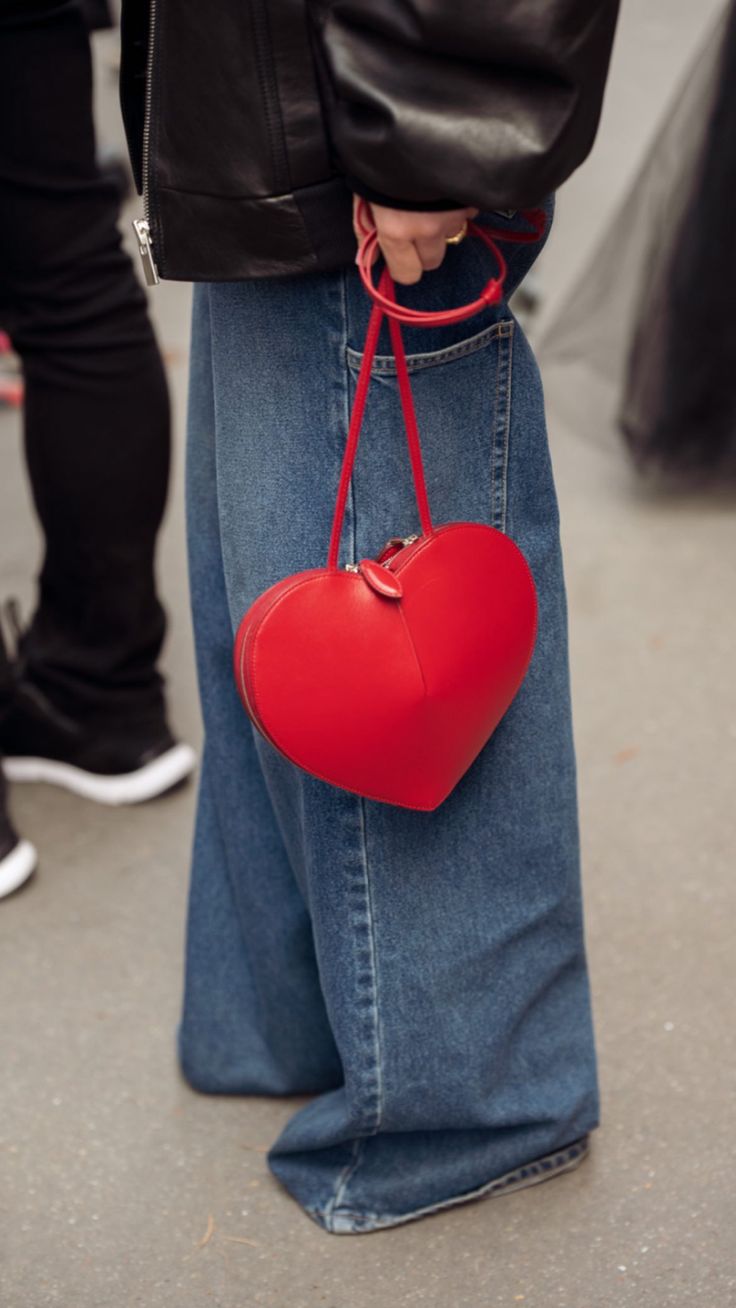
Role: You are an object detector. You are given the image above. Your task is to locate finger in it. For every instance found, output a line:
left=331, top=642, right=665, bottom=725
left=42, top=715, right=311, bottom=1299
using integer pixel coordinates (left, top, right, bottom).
left=433, top=208, right=480, bottom=244
left=378, top=236, right=423, bottom=285
left=414, top=235, right=448, bottom=272
left=352, top=194, right=373, bottom=246
left=439, top=215, right=472, bottom=243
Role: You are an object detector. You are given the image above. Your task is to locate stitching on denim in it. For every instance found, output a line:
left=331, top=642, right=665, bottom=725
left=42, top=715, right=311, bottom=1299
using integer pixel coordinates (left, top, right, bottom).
left=490, top=321, right=514, bottom=533
left=339, top=793, right=383, bottom=1137
left=501, top=322, right=515, bottom=534
left=346, top=320, right=512, bottom=376
left=358, top=794, right=383, bottom=1132
left=323, top=797, right=383, bottom=1223
left=322, top=1138, right=589, bottom=1232
left=322, top=1138, right=364, bottom=1229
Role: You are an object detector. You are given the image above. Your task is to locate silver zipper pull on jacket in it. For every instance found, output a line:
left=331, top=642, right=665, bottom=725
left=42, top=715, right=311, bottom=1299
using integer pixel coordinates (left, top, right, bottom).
left=132, top=218, right=160, bottom=287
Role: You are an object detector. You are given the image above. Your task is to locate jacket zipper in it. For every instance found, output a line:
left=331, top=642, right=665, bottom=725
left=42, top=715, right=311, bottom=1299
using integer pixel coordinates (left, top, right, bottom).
left=132, top=0, right=160, bottom=286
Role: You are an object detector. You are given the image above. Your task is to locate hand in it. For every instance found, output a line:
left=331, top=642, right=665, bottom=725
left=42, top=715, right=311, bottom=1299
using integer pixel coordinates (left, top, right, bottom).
left=353, top=195, right=479, bottom=286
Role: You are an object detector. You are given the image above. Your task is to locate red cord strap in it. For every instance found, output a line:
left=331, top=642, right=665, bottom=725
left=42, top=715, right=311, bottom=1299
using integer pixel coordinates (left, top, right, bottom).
left=327, top=269, right=432, bottom=569
left=354, top=197, right=546, bottom=327
left=326, top=204, right=546, bottom=567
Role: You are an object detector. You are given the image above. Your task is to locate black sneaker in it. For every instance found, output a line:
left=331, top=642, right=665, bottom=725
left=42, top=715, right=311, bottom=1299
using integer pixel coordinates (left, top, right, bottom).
left=0, top=804, right=37, bottom=899
left=0, top=604, right=196, bottom=807
left=0, top=681, right=196, bottom=806
left=0, top=618, right=37, bottom=895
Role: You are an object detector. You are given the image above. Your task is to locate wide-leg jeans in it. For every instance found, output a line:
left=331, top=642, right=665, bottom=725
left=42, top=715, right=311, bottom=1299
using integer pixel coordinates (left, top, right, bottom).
left=181, top=206, right=599, bottom=1233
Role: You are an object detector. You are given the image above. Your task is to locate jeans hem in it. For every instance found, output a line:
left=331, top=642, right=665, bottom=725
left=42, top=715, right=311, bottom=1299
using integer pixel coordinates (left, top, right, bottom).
left=307, top=1136, right=590, bottom=1235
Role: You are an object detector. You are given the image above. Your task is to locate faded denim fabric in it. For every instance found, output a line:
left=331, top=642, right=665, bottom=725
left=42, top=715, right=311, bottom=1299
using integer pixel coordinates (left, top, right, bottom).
left=180, top=201, right=599, bottom=1234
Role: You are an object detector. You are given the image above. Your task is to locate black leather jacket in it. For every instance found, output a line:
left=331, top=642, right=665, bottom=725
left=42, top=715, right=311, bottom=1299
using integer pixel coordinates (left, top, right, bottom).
left=120, top=0, right=620, bottom=283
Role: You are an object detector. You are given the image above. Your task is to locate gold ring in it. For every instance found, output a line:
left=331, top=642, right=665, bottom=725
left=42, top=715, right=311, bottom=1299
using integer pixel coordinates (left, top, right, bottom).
left=445, top=221, right=468, bottom=245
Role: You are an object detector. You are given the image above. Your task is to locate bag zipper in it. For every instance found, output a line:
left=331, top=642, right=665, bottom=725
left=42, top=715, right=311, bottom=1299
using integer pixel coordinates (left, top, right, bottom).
left=380, top=525, right=481, bottom=574
left=344, top=534, right=419, bottom=573
left=382, top=533, right=419, bottom=562
left=132, top=0, right=160, bottom=286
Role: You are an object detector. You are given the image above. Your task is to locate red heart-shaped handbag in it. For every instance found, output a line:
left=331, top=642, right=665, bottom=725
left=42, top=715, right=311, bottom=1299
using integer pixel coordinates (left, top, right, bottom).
left=233, top=209, right=544, bottom=810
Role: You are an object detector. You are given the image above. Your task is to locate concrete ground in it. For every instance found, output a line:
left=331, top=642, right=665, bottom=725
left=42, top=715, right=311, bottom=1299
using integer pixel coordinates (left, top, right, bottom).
left=2, top=5, right=735, bottom=1304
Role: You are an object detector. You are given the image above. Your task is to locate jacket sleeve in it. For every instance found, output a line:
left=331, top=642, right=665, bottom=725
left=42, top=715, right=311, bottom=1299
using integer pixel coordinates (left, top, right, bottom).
left=307, top=0, right=621, bottom=210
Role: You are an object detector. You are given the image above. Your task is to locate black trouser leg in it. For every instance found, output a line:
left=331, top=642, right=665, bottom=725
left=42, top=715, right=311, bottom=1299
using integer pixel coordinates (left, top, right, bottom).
left=0, top=0, right=170, bottom=725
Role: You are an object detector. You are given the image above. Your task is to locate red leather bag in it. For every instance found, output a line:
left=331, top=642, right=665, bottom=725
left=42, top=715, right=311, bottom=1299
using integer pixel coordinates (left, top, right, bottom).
left=233, top=211, right=544, bottom=810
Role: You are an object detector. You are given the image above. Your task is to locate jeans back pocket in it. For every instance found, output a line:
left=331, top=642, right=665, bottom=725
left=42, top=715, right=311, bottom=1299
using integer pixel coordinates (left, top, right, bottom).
left=345, top=318, right=516, bottom=546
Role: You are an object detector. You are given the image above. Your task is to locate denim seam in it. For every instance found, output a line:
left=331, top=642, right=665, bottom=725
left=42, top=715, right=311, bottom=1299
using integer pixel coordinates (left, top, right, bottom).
left=321, top=1137, right=589, bottom=1233
left=346, top=319, right=513, bottom=376
left=344, top=791, right=383, bottom=1135
left=490, top=320, right=514, bottom=533
left=322, top=1138, right=365, bottom=1228
left=323, top=797, right=383, bottom=1217
left=501, top=321, right=515, bottom=534
left=358, top=794, right=383, bottom=1133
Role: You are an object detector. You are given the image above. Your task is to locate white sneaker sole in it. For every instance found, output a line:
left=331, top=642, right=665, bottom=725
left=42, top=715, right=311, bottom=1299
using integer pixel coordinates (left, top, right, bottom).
left=0, top=838, right=38, bottom=898
left=3, top=743, right=197, bottom=806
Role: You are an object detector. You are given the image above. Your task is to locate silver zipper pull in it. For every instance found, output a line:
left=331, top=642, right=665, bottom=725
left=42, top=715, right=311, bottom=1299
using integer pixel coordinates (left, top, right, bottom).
left=379, top=533, right=419, bottom=568
left=132, top=218, right=160, bottom=287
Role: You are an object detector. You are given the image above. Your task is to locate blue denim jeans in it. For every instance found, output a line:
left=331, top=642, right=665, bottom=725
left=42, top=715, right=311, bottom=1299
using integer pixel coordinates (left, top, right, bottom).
left=181, top=203, right=599, bottom=1234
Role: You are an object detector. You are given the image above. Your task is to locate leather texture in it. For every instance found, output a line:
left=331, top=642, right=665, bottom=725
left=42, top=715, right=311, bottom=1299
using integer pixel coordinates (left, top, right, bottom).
left=234, top=523, right=537, bottom=810
left=119, top=0, right=620, bottom=281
